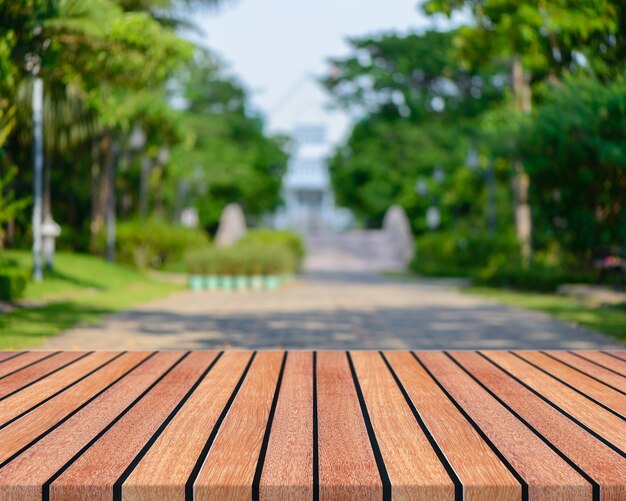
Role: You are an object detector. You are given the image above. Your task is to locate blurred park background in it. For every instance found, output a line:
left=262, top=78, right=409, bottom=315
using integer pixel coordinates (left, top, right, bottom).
left=0, top=0, right=624, bottom=349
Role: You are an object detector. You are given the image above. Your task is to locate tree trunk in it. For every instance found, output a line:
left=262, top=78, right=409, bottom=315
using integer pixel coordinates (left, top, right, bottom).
left=511, top=56, right=533, bottom=264
left=139, top=154, right=151, bottom=219
left=90, top=132, right=110, bottom=254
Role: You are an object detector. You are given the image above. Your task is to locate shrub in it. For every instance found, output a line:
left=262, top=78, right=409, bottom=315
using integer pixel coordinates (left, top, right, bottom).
left=116, top=219, right=209, bottom=269
left=184, top=243, right=296, bottom=276
left=240, top=229, right=305, bottom=268
left=0, top=266, right=29, bottom=301
left=473, top=259, right=595, bottom=292
left=410, top=231, right=520, bottom=277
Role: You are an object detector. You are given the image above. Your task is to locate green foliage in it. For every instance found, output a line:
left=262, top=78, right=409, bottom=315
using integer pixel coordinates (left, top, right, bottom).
left=0, top=265, right=29, bottom=300
left=330, top=117, right=482, bottom=231
left=473, top=263, right=593, bottom=292
left=520, top=74, right=626, bottom=259
left=324, top=30, right=505, bottom=123
left=168, top=51, right=287, bottom=231
left=185, top=243, right=296, bottom=276
left=115, top=219, right=208, bottom=269
left=423, top=0, right=620, bottom=81
left=410, top=230, right=520, bottom=276
left=239, top=229, right=305, bottom=268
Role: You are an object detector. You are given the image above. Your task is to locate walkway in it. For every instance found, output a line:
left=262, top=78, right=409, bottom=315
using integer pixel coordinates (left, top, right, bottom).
left=43, top=233, right=621, bottom=350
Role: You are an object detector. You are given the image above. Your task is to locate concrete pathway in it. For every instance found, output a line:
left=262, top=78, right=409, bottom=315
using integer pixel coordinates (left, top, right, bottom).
left=44, top=232, right=622, bottom=350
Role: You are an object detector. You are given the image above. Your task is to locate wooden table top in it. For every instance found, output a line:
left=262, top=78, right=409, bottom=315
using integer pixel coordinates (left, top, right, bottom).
left=0, top=350, right=624, bottom=501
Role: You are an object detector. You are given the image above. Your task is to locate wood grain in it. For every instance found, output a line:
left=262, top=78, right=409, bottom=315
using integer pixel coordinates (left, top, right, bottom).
left=574, top=351, right=626, bottom=375
left=384, top=351, right=520, bottom=501
left=316, top=351, right=381, bottom=501
left=0, top=350, right=623, bottom=500
left=606, top=351, right=626, bottom=362
left=48, top=352, right=219, bottom=501
left=516, top=351, right=626, bottom=415
left=194, top=351, right=284, bottom=501
left=351, top=351, right=455, bottom=501
left=0, top=352, right=181, bottom=501
left=259, top=351, right=313, bottom=501
left=0, top=351, right=86, bottom=399
left=417, top=351, right=592, bottom=501
left=0, top=351, right=55, bottom=378
left=0, top=351, right=151, bottom=464
left=483, top=351, right=626, bottom=452
left=544, top=351, right=626, bottom=392
left=122, top=351, right=253, bottom=501
left=0, top=352, right=23, bottom=364
left=451, top=351, right=626, bottom=501
left=0, top=351, right=119, bottom=426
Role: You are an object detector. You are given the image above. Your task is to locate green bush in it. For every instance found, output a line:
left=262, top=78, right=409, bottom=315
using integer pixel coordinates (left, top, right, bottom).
left=410, top=231, right=520, bottom=277
left=240, top=229, right=305, bottom=268
left=116, top=219, right=209, bottom=269
left=473, top=258, right=595, bottom=292
left=185, top=243, right=296, bottom=276
left=0, top=266, right=29, bottom=301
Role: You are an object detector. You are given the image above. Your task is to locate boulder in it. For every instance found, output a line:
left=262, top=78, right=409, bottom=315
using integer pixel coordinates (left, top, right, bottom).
left=215, top=203, right=247, bottom=247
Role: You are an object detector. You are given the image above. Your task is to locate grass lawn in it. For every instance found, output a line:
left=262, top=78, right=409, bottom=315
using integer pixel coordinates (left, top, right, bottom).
left=464, top=286, right=626, bottom=343
left=0, top=251, right=181, bottom=349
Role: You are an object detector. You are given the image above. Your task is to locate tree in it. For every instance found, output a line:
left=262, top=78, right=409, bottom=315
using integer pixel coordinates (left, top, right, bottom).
left=423, top=0, right=621, bottom=262
left=324, top=30, right=505, bottom=126
left=167, top=50, right=288, bottom=231
left=520, top=74, right=626, bottom=260
left=324, top=30, right=504, bottom=232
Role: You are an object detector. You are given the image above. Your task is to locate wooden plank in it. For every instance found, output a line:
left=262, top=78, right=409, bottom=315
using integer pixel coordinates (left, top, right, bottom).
left=574, top=351, right=626, bottom=375
left=0, top=351, right=151, bottom=464
left=451, top=351, right=626, bottom=501
left=483, top=351, right=626, bottom=452
left=122, top=351, right=253, bottom=501
left=0, top=352, right=24, bottom=364
left=316, top=351, right=381, bottom=501
left=606, top=351, right=626, bottom=362
left=416, top=351, right=592, bottom=501
left=0, top=351, right=56, bottom=378
left=48, top=352, right=219, bottom=501
left=0, top=351, right=87, bottom=399
left=516, top=351, right=626, bottom=415
left=259, top=351, right=313, bottom=501
left=384, top=351, right=520, bottom=501
left=0, top=352, right=183, bottom=501
left=351, top=351, right=455, bottom=501
left=193, top=351, right=284, bottom=501
left=545, top=351, right=626, bottom=392
left=0, top=351, right=119, bottom=426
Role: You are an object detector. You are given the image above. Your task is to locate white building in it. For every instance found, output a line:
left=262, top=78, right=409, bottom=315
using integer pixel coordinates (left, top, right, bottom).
left=268, top=78, right=353, bottom=233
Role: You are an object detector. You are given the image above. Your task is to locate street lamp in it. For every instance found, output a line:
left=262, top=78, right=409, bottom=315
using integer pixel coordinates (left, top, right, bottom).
left=27, top=52, right=44, bottom=281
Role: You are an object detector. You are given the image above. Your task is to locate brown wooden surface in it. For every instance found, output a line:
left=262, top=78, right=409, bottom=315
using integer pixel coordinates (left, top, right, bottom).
left=0, top=350, right=624, bottom=501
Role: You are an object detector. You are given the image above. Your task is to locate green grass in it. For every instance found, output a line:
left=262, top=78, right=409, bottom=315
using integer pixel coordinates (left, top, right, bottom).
left=0, top=251, right=180, bottom=349
left=464, top=286, right=626, bottom=343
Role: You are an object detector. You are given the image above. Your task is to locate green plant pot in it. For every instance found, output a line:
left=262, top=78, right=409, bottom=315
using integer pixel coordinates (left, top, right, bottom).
left=204, top=275, right=219, bottom=291
left=234, top=275, right=248, bottom=291
left=263, top=275, right=280, bottom=290
left=219, top=275, right=234, bottom=290
left=249, top=275, right=264, bottom=290
left=189, top=275, right=204, bottom=291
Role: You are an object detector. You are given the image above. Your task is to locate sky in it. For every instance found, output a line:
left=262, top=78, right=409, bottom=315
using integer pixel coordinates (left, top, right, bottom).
left=197, top=0, right=459, bottom=136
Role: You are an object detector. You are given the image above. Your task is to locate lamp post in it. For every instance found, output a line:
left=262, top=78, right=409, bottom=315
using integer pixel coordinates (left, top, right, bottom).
left=30, top=62, right=44, bottom=281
